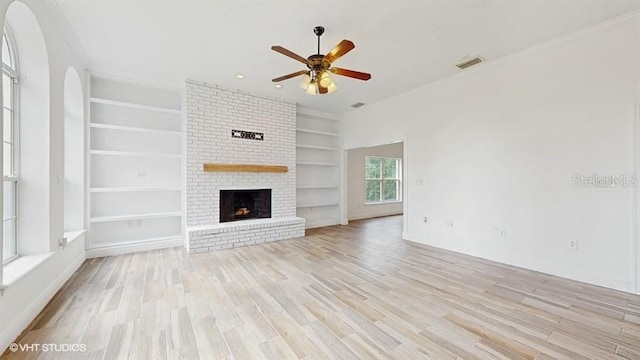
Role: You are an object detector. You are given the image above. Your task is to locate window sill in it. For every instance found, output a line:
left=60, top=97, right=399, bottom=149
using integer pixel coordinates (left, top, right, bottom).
left=1, top=252, right=54, bottom=295
left=64, top=229, right=86, bottom=245
left=365, top=200, right=403, bottom=206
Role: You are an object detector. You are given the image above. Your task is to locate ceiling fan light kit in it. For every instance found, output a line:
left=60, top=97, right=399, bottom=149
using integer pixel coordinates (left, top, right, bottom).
left=271, top=26, right=371, bottom=95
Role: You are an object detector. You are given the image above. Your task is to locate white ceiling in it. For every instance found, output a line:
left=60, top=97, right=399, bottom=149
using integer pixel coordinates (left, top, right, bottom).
left=53, top=0, right=639, bottom=114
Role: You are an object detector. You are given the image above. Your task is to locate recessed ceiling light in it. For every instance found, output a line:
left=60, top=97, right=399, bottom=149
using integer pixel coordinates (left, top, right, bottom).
left=235, top=74, right=245, bottom=79
left=274, top=84, right=283, bottom=89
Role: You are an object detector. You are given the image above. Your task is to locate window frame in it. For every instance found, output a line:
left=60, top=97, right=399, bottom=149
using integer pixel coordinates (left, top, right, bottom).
left=365, top=156, right=402, bottom=204
left=2, top=26, right=19, bottom=264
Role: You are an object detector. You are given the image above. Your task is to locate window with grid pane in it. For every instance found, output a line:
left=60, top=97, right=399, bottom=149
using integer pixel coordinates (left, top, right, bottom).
left=365, top=156, right=401, bottom=203
left=3, top=28, right=18, bottom=263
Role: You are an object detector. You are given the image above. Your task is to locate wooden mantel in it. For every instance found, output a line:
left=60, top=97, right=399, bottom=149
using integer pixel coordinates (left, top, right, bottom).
left=203, top=163, right=288, bottom=173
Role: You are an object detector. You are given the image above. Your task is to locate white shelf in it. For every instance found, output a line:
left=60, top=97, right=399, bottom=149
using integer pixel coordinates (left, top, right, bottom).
left=296, top=185, right=338, bottom=190
left=90, top=187, right=182, bottom=193
left=90, top=212, right=182, bottom=223
left=296, top=128, right=338, bottom=137
left=90, top=150, right=181, bottom=158
left=296, top=144, right=339, bottom=151
left=90, top=97, right=182, bottom=114
left=297, top=162, right=337, bottom=166
left=89, top=235, right=183, bottom=249
left=297, top=202, right=339, bottom=208
left=90, top=123, right=181, bottom=135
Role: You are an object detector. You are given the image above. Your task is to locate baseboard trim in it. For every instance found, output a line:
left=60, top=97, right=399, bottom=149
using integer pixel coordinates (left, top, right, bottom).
left=305, top=218, right=340, bottom=229
left=404, top=236, right=636, bottom=295
left=0, top=251, right=85, bottom=353
left=86, top=238, right=184, bottom=258
left=348, top=212, right=403, bottom=221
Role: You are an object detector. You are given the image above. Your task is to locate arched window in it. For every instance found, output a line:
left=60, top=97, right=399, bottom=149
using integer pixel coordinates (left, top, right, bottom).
left=2, top=26, right=18, bottom=263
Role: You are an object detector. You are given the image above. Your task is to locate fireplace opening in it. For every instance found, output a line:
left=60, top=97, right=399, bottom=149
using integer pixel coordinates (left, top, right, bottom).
left=220, top=189, right=271, bottom=223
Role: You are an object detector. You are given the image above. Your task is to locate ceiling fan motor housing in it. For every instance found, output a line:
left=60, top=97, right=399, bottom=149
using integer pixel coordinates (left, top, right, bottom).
left=307, top=54, right=330, bottom=73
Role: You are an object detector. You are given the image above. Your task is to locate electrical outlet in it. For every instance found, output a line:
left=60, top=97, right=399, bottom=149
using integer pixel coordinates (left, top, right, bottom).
left=446, top=220, right=454, bottom=227
left=569, top=240, right=578, bottom=250
left=58, top=237, right=68, bottom=249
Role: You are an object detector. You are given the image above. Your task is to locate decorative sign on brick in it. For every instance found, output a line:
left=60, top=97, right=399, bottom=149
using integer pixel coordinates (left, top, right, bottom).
left=232, top=129, right=264, bottom=141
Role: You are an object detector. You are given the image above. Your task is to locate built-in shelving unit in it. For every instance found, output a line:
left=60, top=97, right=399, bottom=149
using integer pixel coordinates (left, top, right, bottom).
left=88, top=74, right=183, bottom=253
left=90, top=150, right=182, bottom=158
left=296, top=144, right=339, bottom=151
left=90, top=123, right=181, bottom=135
left=296, top=161, right=337, bottom=166
left=296, top=110, right=340, bottom=229
left=90, top=187, right=182, bottom=193
left=296, top=128, right=339, bottom=137
left=296, top=185, right=338, bottom=190
left=90, top=212, right=182, bottom=223
left=297, top=202, right=339, bottom=208
left=90, top=97, right=182, bottom=114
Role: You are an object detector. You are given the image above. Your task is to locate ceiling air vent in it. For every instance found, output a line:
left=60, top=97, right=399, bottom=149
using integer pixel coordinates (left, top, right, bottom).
left=456, top=56, right=484, bottom=70
left=351, top=102, right=366, bottom=108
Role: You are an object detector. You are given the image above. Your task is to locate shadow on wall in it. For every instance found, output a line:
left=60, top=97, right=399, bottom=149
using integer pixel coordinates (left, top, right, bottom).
left=347, top=142, right=404, bottom=221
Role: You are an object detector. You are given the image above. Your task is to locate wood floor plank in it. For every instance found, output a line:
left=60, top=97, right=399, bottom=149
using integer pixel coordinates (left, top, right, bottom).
left=263, top=310, right=319, bottom=358
left=4, top=216, right=640, bottom=360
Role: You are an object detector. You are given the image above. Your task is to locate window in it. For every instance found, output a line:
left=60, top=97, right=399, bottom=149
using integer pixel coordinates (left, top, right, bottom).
left=365, top=156, right=401, bottom=203
left=3, top=28, right=18, bottom=263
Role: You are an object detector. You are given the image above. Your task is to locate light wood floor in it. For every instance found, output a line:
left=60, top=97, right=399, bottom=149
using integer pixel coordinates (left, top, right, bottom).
left=3, top=216, right=640, bottom=359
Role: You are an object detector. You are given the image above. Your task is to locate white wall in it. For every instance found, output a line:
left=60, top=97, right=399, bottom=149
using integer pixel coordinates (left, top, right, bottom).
left=341, top=13, right=640, bottom=294
left=0, top=0, right=87, bottom=352
left=347, top=142, right=403, bottom=220
left=64, top=67, right=85, bottom=232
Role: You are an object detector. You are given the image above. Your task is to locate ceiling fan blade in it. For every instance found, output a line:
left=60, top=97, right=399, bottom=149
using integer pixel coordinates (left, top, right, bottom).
left=272, top=70, right=308, bottom=83
left=271, top=46, right=311, bottom=66
left=324, top=40, right=355, bottom=64
left=330, top=67, right=371, bottom=81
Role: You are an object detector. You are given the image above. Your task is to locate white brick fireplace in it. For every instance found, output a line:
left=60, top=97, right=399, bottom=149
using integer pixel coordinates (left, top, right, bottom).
left=185, top=80, right=305, bottom=253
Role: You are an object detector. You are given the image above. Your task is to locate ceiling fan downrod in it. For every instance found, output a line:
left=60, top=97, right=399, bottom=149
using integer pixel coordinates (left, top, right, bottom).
left=314, top=26, right=324, bottom=55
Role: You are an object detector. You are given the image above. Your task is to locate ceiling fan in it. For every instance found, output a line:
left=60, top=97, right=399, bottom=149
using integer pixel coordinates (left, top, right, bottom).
left=271, top=26, right=371, bottom=95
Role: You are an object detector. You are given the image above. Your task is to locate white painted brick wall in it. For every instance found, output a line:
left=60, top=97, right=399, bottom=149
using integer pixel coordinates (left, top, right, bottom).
left=188, top=217, right=305, bottom=252
left=185, top=80, right=304, bottom=252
